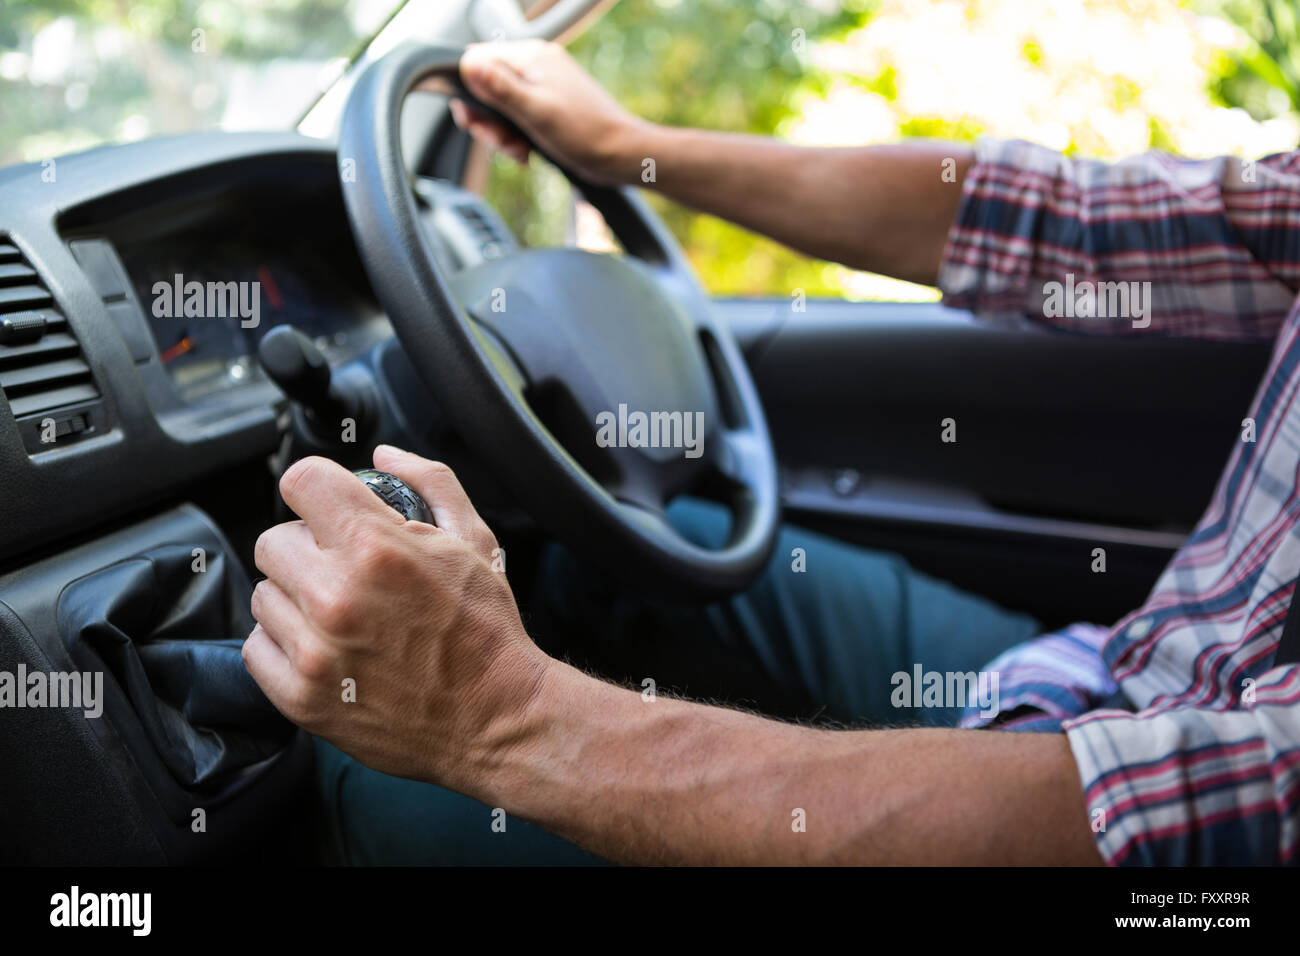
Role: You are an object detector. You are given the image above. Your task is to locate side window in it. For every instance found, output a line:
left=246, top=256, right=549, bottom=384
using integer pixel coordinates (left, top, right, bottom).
left=481, top=0, right=1298, bottom=303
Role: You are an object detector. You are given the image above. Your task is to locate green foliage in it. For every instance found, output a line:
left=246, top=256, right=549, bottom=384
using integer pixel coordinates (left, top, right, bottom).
left=573, top=0, right=869, bottom=135
left=485, top=0, right=877, bottom=298
left=487, top=0, right=1300, bottom=298
left=1203, top=0, right=1300, bottom=121
left=897, top=116, right=983, bottom=142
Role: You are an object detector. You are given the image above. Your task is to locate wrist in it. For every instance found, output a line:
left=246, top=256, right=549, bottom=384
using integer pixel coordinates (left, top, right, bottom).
left=598, top=116, right=667, bottom=186
left=443, top=644, right=576, bottom=798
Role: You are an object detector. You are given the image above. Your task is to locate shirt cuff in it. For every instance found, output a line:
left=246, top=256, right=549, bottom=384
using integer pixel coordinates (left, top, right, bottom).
left=1062, top=705, right=1285, bottom=866
left=936, top=137, right=1055, bottom=322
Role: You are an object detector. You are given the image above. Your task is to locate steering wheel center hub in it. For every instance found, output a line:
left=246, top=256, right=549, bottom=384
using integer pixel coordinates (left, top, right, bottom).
left=452, top=249, right=720, bottom=498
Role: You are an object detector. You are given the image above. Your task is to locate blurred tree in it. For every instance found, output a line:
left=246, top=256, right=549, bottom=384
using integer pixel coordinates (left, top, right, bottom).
left=1204, top=0, right=1300, bottom=127
left=492, top=0, right=1300, bottom=300
left=0, top=0, right=366, bottom=165
left=485, top=0, right=879, bottom=299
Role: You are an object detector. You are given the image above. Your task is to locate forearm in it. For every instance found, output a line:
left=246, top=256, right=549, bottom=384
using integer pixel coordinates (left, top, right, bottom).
left=607, top=124, right=972, bottom=285
left=460, top=659, right=1104, bottom=866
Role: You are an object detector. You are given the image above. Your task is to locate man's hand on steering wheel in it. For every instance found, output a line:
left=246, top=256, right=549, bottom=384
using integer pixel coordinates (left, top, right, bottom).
left=452, top=39, right=646, bottom=185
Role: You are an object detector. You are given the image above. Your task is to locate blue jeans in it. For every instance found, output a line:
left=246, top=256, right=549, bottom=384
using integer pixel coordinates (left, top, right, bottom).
left=313, top=500, right=1041, bottom=865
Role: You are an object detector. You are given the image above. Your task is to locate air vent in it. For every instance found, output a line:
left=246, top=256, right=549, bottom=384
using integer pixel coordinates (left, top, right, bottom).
left=0, top=240, right=100, bottom=420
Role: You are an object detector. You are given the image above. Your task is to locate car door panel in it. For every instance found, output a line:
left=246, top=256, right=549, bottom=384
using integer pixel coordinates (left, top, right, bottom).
left=719, top=298, right=1273, bottom=629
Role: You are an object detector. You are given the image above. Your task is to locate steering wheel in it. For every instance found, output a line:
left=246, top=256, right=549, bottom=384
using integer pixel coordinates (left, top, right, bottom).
left=336, top=42, right=779, bottom=600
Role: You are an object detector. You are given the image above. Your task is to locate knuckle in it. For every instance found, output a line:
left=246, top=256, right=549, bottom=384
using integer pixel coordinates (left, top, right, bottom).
left=462, top=537, right=494, bottom=575
left=250, top=579, right=268, bottom=618
left=353, top=532, right=396, bottom=570
left=242, top=626, right=268, bottom=670
left=310, top=590, right=360, bottom=635
left=253, top=529, right=274, bottom=571
left=295, top=643, right=332, bottom=682
left=473, top=527, right=499, bottom=558
left=281, top=682, right=316, bottom=724
left=422, top=459, right=456, bottom=482
left=279, top=456, right=324, bottom=503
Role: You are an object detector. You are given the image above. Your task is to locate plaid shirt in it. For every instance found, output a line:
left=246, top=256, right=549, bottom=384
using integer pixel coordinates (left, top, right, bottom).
left=940, top=138, right=1300, bottom=865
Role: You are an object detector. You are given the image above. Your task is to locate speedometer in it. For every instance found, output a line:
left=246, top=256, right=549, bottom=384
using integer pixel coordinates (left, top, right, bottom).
left=141, top=262, right=262, bottom=401
left=117, top=231, right=385, bottom=404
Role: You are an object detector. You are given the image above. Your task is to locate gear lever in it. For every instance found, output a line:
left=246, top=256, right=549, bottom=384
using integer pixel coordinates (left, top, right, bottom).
left=257, top=325, right=371, bottom=439
left=354, top=469, right=435, bottom=524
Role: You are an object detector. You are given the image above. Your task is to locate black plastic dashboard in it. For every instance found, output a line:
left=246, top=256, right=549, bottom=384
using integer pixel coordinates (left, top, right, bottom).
left=0, top=132, right=390, bottom=568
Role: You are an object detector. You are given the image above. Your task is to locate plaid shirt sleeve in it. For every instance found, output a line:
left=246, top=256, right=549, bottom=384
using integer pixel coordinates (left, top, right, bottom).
left=959, top=631, right=1300, bottom=864
left=1063, top=664, right=1300, bottom=865
left=937, top=138, right=1300, bottom=340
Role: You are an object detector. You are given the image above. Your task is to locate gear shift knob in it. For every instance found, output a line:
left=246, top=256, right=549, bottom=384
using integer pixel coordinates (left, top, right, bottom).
left=354, top=469, right=434, bottom=524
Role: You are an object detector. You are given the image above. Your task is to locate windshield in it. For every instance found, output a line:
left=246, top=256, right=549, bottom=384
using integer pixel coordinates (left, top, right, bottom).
left=0, top=0, right=405, bottom=168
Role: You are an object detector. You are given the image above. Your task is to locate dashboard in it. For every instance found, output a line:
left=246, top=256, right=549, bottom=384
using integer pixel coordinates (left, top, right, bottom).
left=62, top=153, right=397, bottom=412
left=0, top=131, right=517, bottom=567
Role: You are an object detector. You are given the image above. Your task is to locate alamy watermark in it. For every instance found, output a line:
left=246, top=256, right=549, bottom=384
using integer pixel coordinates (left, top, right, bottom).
left=151, top=274, right=260, bottom=329
left=50, top=886, right=150, bottom=936
left=891, top=664, right=1000, bottom=720
left=1042, top=273, right=1151, bottom=329
left=0, top=665, right=102, bottom=718
left=595, top=403, right=705, bottom=459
